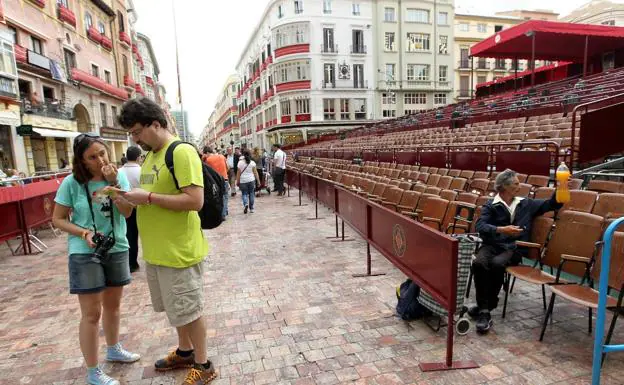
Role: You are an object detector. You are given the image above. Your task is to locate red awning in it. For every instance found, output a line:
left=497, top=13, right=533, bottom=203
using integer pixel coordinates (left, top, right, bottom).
left=470, top=20, right=624, bottom=61
left=476, top=61, right=572, bottom=89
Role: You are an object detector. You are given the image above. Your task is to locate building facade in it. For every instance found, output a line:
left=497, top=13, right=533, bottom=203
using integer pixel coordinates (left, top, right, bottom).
left=205, top=74, right=239, bottom=151
left=171, top=109, right=192, bottom=142
left=453, top=11, right=554, bottom=102
left=233, top=0, right=377, bottom=150
left=372, top=0, right=455, bottom=118
left=561, top=0, right=624, bottom=27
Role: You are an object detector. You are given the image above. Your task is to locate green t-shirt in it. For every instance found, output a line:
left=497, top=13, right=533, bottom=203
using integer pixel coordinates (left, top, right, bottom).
left=137, top=139, right=208, bottom=268
left=54, top=173, right=131, bottom=255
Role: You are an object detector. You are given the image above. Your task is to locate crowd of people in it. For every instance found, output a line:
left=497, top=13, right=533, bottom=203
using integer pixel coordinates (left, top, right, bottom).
left=50, top=97, right=288, bottom=385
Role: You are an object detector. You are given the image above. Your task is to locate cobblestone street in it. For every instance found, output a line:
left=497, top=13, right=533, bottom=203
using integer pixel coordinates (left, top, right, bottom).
left=1, top=192, right=623, bottom=385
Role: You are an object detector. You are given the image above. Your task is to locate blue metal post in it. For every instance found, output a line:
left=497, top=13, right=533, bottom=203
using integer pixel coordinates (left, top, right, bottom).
left=592, top=217, right=624, bottom=385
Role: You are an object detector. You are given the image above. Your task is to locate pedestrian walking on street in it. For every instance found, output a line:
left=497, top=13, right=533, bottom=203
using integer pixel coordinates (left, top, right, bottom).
left=120, top=145, right=142, bottom=273
left=272, top=143, right=286, bottom=196
left=52, top=133, right=140, bottom=385
left=236, top=149, right=260, bottom=214
left=226, top=147, right=236, bottom=197
left=117, top=98, right=217, bottom=385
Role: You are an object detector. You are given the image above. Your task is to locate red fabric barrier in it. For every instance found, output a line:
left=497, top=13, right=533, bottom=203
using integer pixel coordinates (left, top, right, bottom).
left=335, top=188, right=368, bottom=237
left=317, top=178, right=336, bottom=210
left=362, top=152, right=375, bottom=162
left=450, top=152, right=489, bottom=171
left=395, top=151, right=419, bottom=165
left=496, top=151, right=551, bottom=176
left=0, top=201, right=24, bottom=243
left=420, top=151, right=447, bottom=168
left=378, top=151, right=394, bottom=163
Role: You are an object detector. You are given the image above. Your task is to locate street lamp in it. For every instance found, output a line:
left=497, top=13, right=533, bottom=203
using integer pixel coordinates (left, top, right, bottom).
left=220, top=138, right=224, bottom=150
left=230, top=132, right=234, bottom=150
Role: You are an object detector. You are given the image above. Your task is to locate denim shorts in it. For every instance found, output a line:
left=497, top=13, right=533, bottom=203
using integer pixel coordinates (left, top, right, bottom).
left=68, top=251, right=132, bottom=294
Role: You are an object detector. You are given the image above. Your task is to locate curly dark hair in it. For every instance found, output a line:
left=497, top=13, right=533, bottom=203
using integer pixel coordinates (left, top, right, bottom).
left=117, top=97, right=168, bottom=130
left=72, top=135, right=111, bottom=184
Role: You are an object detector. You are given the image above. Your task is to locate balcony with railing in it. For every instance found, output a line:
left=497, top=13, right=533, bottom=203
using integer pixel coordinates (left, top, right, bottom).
left=321, top=80, right=368, bottom=89
left=87, top=26, right=103, bottom=44
left=321, top=44, right=339, bottom=54
left=123, top=75, right=135, bottom=89
left=403, top=80, right=434, bottom=89
left=57, top=4, right=77, bottom=28
left=15, top=45, right=27, bottom=64
left=100, top=35, right=113, bottom=50
left=456, top=89, right=472, bottom=99
left=71, top=68, right=129, bottom=100
left=458, top=59, right=471, bottom=69
left=494, top=60, right=507, bottom=71
left=350, top=44, right=367, bottom=54
left=119, top=31, right=132, bottom=47
left=476, top=59, right=489, bottom=70
left=134, top=83, right=145, bottom=96
left=21, top=99, right=73, bottom=120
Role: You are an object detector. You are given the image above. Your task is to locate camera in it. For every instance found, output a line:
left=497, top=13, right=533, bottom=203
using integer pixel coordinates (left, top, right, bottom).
left=92, top=232, right=115, bottom=260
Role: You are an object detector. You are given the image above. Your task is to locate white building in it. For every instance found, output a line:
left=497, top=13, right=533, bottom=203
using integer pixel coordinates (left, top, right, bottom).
left=235, top=0, right=377, bottom=149
left=561, top=0, right=624, bottom=26
left=136, top=33, right=160, bottom=102
left=372, top=0, right=456, bottom=118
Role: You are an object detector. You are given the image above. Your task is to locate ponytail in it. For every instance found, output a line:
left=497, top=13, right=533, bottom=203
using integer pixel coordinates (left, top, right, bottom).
left=243, top=150, right=251, bottom=164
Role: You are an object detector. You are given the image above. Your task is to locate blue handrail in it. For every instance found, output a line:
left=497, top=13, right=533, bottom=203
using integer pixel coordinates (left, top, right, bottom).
left=592, top=217, right=624, bottom=385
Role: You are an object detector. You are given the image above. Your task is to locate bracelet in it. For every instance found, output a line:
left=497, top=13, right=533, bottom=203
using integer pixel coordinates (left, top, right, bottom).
left=147, top=192, right=153, bottom=205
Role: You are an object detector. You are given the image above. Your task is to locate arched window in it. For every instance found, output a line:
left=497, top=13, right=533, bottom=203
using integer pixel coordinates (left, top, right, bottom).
left=84, top=12, right=93, bottom=30
left=98, top=21, right=105, bottom=35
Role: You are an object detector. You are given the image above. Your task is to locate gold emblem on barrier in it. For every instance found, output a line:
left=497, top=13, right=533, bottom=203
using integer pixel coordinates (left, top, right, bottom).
left=392, top=224, right=407, bottom=258
left=43, top=197, right=53, bottom=216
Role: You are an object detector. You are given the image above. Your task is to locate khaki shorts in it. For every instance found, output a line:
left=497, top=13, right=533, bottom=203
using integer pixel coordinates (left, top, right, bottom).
left=146, top=262, right=205, bottom=327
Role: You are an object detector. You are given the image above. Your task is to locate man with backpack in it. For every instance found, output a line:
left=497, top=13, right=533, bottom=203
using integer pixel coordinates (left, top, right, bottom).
left=203, top=146, right=229, bottom=220
left=116, top=98, right=217, bottom=385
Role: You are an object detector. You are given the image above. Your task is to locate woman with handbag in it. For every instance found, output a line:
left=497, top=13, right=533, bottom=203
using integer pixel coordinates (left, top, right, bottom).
left=236, top=149, right=261, bottom=214
left=52, top=133, right=140, bottom=385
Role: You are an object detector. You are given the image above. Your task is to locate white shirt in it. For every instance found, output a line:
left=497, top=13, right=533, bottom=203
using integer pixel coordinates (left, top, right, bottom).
left=274, top=149, right=286, bottom=169
left=226, top=154, right=234, bottom=168
left=238, top=160, right=256, bottom=184
left=121, top=162, right=141, bottom=189
left=492, top=194, right=525, bottom=222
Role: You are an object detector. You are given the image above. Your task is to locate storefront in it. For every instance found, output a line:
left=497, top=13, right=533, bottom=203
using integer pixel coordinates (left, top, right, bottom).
left=16, top=125, right=79, bottom=173
left=100, top=127, right=128, bottom=165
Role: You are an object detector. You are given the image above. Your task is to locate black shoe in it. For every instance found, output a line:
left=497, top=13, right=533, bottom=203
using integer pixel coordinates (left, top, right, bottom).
left=467, top=305, right=480, bottom=320
left=476, top=311, right=493, bottom=334
left=130, top=264, right=139, bottom=273
left=244, top=205, right=248, bottom=214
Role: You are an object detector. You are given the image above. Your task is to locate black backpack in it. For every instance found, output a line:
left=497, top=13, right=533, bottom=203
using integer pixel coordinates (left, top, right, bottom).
left=164, top=141, right=225, bottom=229
left=395, top=279, right=431, bottom=320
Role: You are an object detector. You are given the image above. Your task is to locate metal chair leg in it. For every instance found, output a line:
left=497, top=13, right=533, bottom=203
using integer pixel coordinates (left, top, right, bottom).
left=502, top=274, right=510, bottom=319
left=542, top=285, right=547, bottom=310
left=588, top=307, right=593, bottom=334
left=602, top=310, right=620, bottom=366
left=540, top=293, right=557, bottom=341
left=465, top=269, right=473, bottom=299
left=510, top=276, right=517, bottom=294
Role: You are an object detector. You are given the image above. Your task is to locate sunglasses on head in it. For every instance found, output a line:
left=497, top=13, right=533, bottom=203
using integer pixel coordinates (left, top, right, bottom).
left=73, top=132, right=101, bottom=151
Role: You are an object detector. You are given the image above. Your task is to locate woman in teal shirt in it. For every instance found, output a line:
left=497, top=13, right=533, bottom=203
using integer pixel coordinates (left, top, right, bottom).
left=53, top=133, right=140, bottom=385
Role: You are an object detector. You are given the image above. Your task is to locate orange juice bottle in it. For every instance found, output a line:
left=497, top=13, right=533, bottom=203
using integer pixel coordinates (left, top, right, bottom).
left=555, top=162, right=571, bottom=203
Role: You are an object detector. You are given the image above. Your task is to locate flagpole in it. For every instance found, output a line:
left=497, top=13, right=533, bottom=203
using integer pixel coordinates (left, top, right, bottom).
left=172, top=0, right=185, bottom=139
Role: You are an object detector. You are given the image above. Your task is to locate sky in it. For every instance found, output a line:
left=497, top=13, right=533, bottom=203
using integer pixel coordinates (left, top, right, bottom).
left=133, top=0, right=597, bottom=136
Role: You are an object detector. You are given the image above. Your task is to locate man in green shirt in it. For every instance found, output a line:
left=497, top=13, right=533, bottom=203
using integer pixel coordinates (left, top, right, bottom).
left=117, top=98, right=215, bottom=385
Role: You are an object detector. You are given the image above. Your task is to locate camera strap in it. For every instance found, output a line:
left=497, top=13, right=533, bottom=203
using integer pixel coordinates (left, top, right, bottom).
left=84, top=183, right=115, bottom=239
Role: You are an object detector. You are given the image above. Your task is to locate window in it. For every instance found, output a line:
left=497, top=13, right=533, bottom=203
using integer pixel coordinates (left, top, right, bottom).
left=406, top=9, right=429, bottom=23
left=323, top=99, right=335, bottom=120
left=294, top=0, right=303, bottom=14
left=434, top=93, right=447, bottom=105
left=42, top=86, right=54, bottom=101
left=353, top=64, right=364, bottom=88
left=384, top=7, right=395, bottom=22
left=385, top=63, right=395, bottom=81
left=438, top=35, right=448, bottom=54
left=64, top=49, right=76, bottom=77
left=111, top=106, right=118, bottom=121
left=0, top=41, right=17, bottom=77
left=31, top=36, right=43, bottom=54
left=274, top=60, right=310, bottom=84
left=406, top=33, right=429, bottom=51
left=477, top=23, right=487, bottom=33
left=280, top=100, right=291, bottom=116
left=459, top=23, right=469, bottom=32
left=8, top=26, right=17, bottom=44
left=58, top=0, right=69, bottom=7
left=117, top=11, right=125, bottom=32
left=323, top=0, right=331, bottom=14
left=382, top=92, right=396, bottom=104
left=494, top=25, right=503, bottom=32
left=438, top=12, right=448, bottom=25
left=477, top=75, right=487, bottom=85
left=100, top=103, right=107, bottom=127
left=354, top=98, right=366, bottom=119
left=104, top=70, right=111, bottom=84
left=98, top=22, right=105, bottom=35
left=602, top=20, right=616, bottom=26
left=91, top=64, right=99, bottom=77
left=122, top=54, right=129, bottom=76
left=85, top=12, right=93, bottom=30
left=274, top=23, right=309, bottom=48
left=322, top=28, right=335, bottom=52
left=323, top=63, right=335, bottom=86
left=384, top=32, right=395, bottom=51
left=459, top=76, right=470, bottom=96
left=352, top=2, right=360, bottom=15
left=340, top=99, right=350, bottom=119
left=295, top=99, right=309, bottom=114
left=439, top=65, right=448, bottom=82
left=278, top=5, right=284, bottom=18
left=404, top=93, right=426, bottom=105
left=382, top=109, right=396, bottom=118
left=352, top=30, right=364, bottom=53
left=407, top=64, right=429, bottom=81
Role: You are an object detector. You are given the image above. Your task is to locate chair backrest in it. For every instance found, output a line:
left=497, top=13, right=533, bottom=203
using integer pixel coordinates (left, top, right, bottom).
left=371, top=183, right=388, bottom=197
left=526, top=175, right=550, bottom=188
left=588, top=179, right=622, bottom=194
left=427, top=174, right=441, bottom=186
left=421, top=197, right=450, bottom=230
left=525, top=216, right=555, bottom=260
left=388, top=180, right=401, bottom=187
left=449, top=177, right=468, bottom=191
left=390, top=169, right=401, bottom=179
left=533, top=187, right=555, bottom=200
left=448, top=169, right=461, bottom=177
left=438, top=168, right=449, bottom=176
left=342, top=175, right=355, bottom=188
left=459, top=170, right=475, bottom=179
left=561, top=190, right=599, bottom=213
left=420, top=166, right=430, bottom=173
left=569, top=178, right=584, bottom=190
left=424, top=186, right=442, bottom=195
left=457, top=192, right=479, bottom=204
left=473, top=171, right=489, bottom=179
left=429, top=167, right=439, bottom=174
left=593, top=232, right=624, bottom=290
left=517, top=183, right=532, bottom=197
left=592, top=193, right=624, bottom=219
left=398, top=191, right=421, bottom=210
left=542, top=211, right=604, bottom=277
left=437, top=176, right=453, bottom=190
left=412, top=183, right=426, bottom=193
left=440, top=189, right=458, bottom=202
left=416, top=193, right=438, bottom=212
left=469, top=178, right=490, bottom=194
left=399, top=170, right=411, bottom=179
left=516, top=173, right=528, bottom=183
left=418, top=172, right=430, bottom=183
left=398, top=181, right=412, bottom=190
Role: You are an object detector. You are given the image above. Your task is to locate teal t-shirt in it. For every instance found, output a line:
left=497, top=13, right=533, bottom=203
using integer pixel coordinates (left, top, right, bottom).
left=54, top=173, right=131, bottom=255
